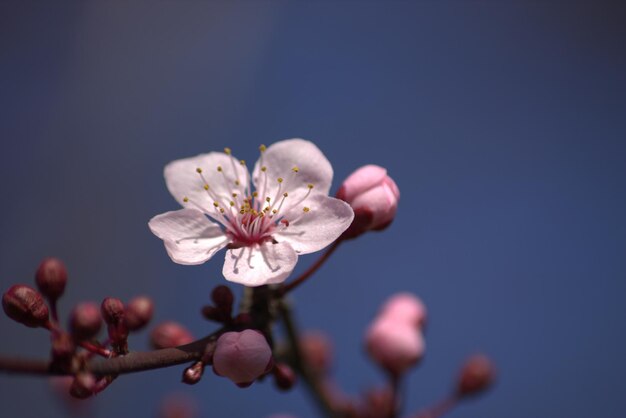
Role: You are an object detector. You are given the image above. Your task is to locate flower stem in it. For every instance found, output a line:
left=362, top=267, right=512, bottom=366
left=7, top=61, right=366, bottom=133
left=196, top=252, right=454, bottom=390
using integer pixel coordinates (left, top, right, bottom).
left=276, top=299, right=342, bottom=418
left=281, top=240, right=342, bottom=295
left=414, top=395, right=458, bottom=418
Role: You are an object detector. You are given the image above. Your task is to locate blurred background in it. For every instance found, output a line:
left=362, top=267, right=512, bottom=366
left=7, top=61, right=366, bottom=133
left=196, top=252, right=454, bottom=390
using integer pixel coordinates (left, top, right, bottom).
left=1, top=1, right=625, bottom=417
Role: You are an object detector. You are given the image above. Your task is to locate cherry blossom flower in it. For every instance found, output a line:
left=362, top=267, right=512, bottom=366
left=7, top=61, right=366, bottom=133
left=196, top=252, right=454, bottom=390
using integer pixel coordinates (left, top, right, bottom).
left=149, top=139, right=354, bottom=286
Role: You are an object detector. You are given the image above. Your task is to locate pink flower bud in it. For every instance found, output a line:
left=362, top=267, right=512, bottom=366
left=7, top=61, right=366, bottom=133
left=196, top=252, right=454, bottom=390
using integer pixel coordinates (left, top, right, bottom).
left=456, top=354, right=496, bottom=397
left=365, top=318, right=424, bottom=376
left=337, top=165, right=399, bottom=238
left=124, top=296, right=154, bottom=331
left=69, top=372, right=96, bottom=399
left=212, top=329, right=273, bottom=387
left=2, top=284, right=49, bottom=328
left=150, top=321, right=194, bottom=349
left=300, top=331, right=333, bottom=375
left=69, top=302, right=102, bottom=340
left=35, top=257, right=67, bottom=301
left=273, top=362, right=297, bottom=391
left=380, top=293, right=427, bottom=329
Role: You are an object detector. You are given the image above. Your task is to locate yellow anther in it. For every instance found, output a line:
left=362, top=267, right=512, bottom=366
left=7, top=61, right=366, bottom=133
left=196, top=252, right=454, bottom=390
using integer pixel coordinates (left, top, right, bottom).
left=232, top=193, right=238, bottom=198
left=196, top=168, right=202, bottom=173
left=220, top=208, right=225, bottom=213
left=213, top=202, right=219, bottom=207
left=203, top=184, right=209, bottom=190
left=308, top=184, right=314, bottom=189
left=229, top=201, right=234, bottom=206
left=261, top=166, right=267, bottom=172
left=264, top=206, right=270, bottom=212
left=239, top=160, right=246, bottom=165
left=266, top=197, right=271, bottom=202
left=259, top=144, right=267, bottom=152
left=272, top=209, right=278, bottom=214
left=251, top=192, right=257, bottom=198
left=283, top=192, right=288, bottom=197
left=252, top=209, right=258, bottom=216
left=292, top=166, right=299, bottom=173
left=217, top=166, right=223, bottom=172
left=303, top=207, right=310, bottom=213
left=224, top=147, right=232, bottom=155
left=240, top=209, right=245, bottom=215
left=235, top=180, right=240, bottom=186
left=183, top=197, right=189, bottom=203
left=277, top=177, right=283, bottom=183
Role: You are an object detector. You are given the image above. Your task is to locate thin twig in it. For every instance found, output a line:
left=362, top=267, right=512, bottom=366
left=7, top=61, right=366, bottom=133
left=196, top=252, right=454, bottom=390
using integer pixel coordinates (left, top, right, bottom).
left=281, top=240, right=341, bottom=295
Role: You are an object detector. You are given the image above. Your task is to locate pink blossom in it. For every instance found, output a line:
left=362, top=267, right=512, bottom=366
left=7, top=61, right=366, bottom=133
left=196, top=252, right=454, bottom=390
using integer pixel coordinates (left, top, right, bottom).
left=212, top=329, right=273, bottom=387
left=365, top=318, right=425, bottom=376
left=149, top=139, right=354, bottom=286
left=380, top=293, right=427, bottom=329
left=336, top=165, right=399, bottom=235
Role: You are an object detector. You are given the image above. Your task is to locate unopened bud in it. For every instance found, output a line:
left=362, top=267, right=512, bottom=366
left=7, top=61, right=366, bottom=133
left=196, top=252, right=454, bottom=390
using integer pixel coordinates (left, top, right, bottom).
left=201, top=305, right=230, bottom=323
left=212, top=329, right=273, bottom=387
left=300, top=331, right=333, bottom=375
left=150, top=321, right=194, bottom=349
left=211, top=285, right=234, bottom=314
left=124, top=296, right=154, bottom=331
left=457, top=354, right=496, bottom=397
left=51, top=331, right=75, bottom=361
left=380, top=293, right=427, bottom=329
left=100, top=297, right=124, bottom=324
left=2, top=284, right=49, bottom=328
left=182, top=362, right=204, bottom=385
left=365, top=318, right=424, bottom=377
left=336, top=165, right=399, bottom=239
left=35, top=257, right=67, bottom=301
left=69, top=302, right=102, bottom=340
left=273, top=362, right=297, bottom=391
left=69, top=372, right=96, bottom=399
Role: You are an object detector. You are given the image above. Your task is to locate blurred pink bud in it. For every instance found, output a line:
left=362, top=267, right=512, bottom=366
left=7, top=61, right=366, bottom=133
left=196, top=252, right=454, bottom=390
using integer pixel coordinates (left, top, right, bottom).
left=150, top=321, right=194, bottom=349
left=456, top=354, right=496, bottom=396
left=380, top=293, right=427, bottom=329
left=300, top=331, right=333, bottom=375
left=273, top=362, right=297, bottom=391
left=35, top=257, right=67, bottom=301
left=158, top=393, right=198, bottom=418
left=69, top=302, right=102, bottom=340
left=69, top=372, right=96, bottom=399
left=365, top=318, right=424, bottom=376
left=124, top=296, right=154, bottom=331
left=2, top=284, right=49, bottom=328
left=212, top=329, right=273, bottom=387
left=336, top=165, right=399, bottom=238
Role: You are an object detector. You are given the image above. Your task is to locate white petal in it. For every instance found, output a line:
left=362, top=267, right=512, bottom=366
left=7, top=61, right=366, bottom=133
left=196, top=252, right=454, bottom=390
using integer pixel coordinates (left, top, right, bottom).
left=222, top=242, right=298, bottom=286
left=165, top=152, right=250, bottom=213
left=252, top=139, right=333, bottom=205
left=273, top=194, right=354, bottom=255
left=149, top=209, right=229, bottom=265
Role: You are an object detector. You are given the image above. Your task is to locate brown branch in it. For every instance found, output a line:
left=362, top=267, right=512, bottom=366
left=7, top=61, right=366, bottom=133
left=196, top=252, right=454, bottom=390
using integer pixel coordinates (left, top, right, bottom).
left=281, top=240, right=341, bottom=295
left=0, top=330, right=222, bottom=377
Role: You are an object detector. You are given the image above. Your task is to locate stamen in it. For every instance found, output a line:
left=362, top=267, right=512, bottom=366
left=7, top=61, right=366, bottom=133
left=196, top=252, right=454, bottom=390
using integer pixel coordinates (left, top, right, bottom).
left=303, top=207, right=310, bottom=212
left=224, top=147, right=232, bottom=155
left=183, top=197, right=189, bottom=203
left=292, top=166, right=299, bottom=173
left=196, top=168, right=202, bottom=173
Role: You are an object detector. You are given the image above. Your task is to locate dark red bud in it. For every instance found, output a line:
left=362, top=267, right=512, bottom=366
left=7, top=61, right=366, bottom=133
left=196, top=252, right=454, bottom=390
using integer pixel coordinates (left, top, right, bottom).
left=124, top=296, right=154, bottom=331
left=150, top=321, right=194, bottom=349
left=51, top=332, right=76, bottom=361
left=182, top=362, right=204, bottom=385
left=2, top=284, right=49, bottom=328
left=100, top=297, right=124, bottom=324
left=211, top=285, right=234, bottom=313
left=457, top=354, right=496, bottom=397
left=300, top=331, right=333, bottom=375
left=35, top=257, right=67, bottom=301
left=273, top=362, right=297, bottom=391
left=201, top=305, right=229, bottom=323
left=69, top=302, right=102, bottom=340
left=69, top=372, right=96, bottom=399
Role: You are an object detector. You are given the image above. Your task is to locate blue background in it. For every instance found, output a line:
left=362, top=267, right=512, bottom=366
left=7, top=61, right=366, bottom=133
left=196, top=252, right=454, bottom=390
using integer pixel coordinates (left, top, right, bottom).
left=1, top=1, right=625, bottom=417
